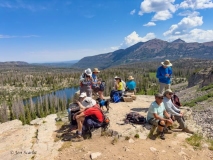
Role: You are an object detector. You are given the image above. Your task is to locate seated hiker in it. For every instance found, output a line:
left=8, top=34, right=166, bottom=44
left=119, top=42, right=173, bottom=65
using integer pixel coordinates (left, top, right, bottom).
left=125, top=76, right=136, bottom=93
left=80, top=68, right=93, bottom=97
left=69, top=92, right=97, bottom=129
left=78, top=92, right=97, bottom=110
left=163, top=89, right=194, bottom=134
left=73, top=104, right=104, bottom=140
left=92, top=68, right=105, bottom=100
left=110, top=76, right=124, bottom=100
left=147, top=93, right=173, bottom=140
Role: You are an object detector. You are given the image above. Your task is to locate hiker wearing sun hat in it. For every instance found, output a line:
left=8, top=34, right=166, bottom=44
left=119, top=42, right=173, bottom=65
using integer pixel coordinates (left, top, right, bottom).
left=163, top=89, right=194, bottom=134
left=156, top=60, right=173, bottom=94
left=91, top=68, right=104, bottom=100
left=80, top=68, right=93, bottom=97
left=126, top=76, right=136, bottom=93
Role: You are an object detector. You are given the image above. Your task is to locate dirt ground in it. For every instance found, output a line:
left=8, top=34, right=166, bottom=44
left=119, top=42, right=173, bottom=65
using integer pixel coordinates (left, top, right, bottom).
left=55, top=133, right=213, bottom=160
left=54, top=94, right=212, bottom=160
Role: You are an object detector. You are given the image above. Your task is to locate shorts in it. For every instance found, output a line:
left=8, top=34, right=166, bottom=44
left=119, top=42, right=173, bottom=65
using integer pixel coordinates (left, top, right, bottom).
left=148, top=118, right=159, bottom=126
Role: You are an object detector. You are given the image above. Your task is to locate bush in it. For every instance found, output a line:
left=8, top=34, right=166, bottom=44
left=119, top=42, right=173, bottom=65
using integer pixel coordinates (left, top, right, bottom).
left=186, top=134, right=203, bottom=149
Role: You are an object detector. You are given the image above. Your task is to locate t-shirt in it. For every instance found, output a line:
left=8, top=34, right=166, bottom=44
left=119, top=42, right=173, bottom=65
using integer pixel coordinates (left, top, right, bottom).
left=117, top=82, right=123, bottom=91
left=82, top=97, right=96, bottom=108
left=147, top=101, right=165, bottom=121
left=126, top=80, right=136, bottom=90
left=84, top=106, right=104, bottom=122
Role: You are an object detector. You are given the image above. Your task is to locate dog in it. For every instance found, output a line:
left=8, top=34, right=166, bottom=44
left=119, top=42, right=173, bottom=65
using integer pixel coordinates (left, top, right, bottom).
left=96, top=98, right=110, bottom=112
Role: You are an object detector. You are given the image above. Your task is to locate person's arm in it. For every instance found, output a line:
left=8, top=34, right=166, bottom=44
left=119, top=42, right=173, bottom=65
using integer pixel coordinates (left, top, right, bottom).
left=171, top=102, right=180, bottom=113
left=153, top=113, right=170, bottom=122
left=75, top=111, right=85, bottom=120
left=163, top=110, right=173, bottom=123
left=165, top=101, right=181, bottom=116
left=76, top=100, right=86, bottom=109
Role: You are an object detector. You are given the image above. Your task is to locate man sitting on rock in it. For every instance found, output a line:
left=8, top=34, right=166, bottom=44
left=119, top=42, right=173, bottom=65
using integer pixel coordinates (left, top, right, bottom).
left=147, top=93, right=173, bottom=140
left=125, top=76, right=136, bottom=93
left=163, top=89, right=194, bottom=134
left=73, top=103, right=104, bottom=140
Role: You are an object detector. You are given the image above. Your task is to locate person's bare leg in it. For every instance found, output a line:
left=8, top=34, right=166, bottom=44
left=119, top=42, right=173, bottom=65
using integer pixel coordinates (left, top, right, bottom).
left=77, top=116, right=85, bottom=135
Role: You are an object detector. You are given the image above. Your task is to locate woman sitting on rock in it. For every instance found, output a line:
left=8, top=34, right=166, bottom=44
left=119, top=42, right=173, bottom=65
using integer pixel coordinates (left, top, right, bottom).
left=110, top=76, right=124, bottom=100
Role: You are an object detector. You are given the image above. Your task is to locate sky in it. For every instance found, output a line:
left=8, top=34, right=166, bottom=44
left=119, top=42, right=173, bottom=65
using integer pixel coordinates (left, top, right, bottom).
left=1, top=0, right=213, bottom=63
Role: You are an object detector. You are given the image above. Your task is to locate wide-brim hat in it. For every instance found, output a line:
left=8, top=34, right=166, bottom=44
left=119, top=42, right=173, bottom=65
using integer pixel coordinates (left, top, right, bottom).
left=161, top=60, right=172, bottom=67
left=163, top=89, right=173, bottom=96
left=114, top=76, right=121, bottom=80
left=84, top=68, right=92, bottom=77
left=128, top=76, right=134, bottom=80
left=93, top=68, right=100, bottom=73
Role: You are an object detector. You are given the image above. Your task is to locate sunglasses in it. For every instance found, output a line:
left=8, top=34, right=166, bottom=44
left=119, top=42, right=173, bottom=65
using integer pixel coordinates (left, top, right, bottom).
left=168, top=93, right=173, bottom=95
left=157, top=97, right=164, bottom=99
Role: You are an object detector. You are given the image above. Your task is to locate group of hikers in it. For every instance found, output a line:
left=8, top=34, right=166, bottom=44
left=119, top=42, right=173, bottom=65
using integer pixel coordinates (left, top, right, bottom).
left=69, top=59, right=194, bottom=141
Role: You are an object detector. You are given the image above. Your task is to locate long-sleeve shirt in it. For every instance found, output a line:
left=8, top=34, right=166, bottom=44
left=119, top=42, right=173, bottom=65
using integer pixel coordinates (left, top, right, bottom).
left=156, top=66, right=172, bottom=84
left=163, top=97, right=181, bottom=116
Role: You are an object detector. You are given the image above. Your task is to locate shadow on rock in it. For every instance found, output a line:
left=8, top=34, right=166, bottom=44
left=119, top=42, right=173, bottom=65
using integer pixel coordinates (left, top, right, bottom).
left=131, top=108, right=148, bottom=112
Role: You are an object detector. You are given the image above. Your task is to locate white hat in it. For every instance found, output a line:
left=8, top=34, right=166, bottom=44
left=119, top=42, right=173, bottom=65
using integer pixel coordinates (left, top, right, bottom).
left=161, top=60, right=172, bottom=67
left=114, top=76, right=121, bottom=80
left=79, top=92, right=87, bottom=98
left=84, top=68, right=92, bottom=77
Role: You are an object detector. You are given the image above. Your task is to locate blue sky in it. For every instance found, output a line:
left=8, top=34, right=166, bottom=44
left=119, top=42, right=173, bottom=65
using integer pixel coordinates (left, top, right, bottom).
left=1, top=0, right=213, bottom=63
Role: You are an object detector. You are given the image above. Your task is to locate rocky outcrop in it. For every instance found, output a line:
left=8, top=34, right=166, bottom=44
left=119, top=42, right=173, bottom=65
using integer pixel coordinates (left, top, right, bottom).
left=0, top=114, right=62, bottom=160
left=188, top=67, right=213, bottom=88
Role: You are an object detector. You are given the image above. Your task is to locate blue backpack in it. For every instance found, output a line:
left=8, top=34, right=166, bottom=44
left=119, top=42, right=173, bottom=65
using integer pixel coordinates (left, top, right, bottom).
left=112, top=92, right=121, bottom=103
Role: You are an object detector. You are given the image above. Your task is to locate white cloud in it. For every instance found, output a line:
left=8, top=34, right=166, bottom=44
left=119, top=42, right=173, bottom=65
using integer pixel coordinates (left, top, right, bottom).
left=138, top=0, right=177, bottom=21
left=152, top=10, right=172, bottom=21
left=180, top=0, right=213, bottom=9
left=166, top=29, right=213, bottom=42
left=130, top=9, right=136, bottom=15
left=163, top=14, right=203, bottom=36
left=143, top=22, right=156, bottom=27
left=124, top=31, right=156, bottom=46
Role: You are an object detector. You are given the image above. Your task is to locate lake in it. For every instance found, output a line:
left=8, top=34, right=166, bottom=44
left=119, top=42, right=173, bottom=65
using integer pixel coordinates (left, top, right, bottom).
left=24, top=87, right=79, bottom=105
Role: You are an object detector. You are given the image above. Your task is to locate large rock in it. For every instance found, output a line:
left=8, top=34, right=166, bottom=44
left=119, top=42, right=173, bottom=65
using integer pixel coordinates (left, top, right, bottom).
left=188, top=67, right=213, bottom=88
left=0, top=114, right=63, bottom=160
left=0, top=121, right=36, bottom=160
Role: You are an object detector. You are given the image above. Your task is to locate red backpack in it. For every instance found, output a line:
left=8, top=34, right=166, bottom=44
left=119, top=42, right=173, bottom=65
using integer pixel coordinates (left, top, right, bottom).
left=171, top=94, right=182, bottom=108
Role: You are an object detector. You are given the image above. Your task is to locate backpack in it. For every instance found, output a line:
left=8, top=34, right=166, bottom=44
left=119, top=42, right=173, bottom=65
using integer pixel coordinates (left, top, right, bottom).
left=171, top=94, right=181, bottom=108
left=99, top=81, right=105, bottom=91
left=125, top=112, right=146, bottom=124
left=122, top=80, right=126, bottom=91
left=112, top=92, right=121, bottom=103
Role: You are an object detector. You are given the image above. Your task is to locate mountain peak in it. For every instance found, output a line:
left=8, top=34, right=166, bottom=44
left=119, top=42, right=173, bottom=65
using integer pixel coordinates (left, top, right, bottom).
left=172, top=38, right=186, bottom=43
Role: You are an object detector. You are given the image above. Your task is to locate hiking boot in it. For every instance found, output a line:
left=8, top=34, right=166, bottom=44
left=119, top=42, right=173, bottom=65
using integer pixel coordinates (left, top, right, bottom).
left=72, top=134, right=84, bottom=142
left=160, top=132, right=165, bottom=140
left=182, top=128, right=194, bottom=134
left=164, top=127, right=173, bottom=134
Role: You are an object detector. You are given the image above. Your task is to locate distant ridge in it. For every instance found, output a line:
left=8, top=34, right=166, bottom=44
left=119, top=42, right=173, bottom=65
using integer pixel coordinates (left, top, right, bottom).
left=73, top=38, right=213, bottom=69
left=0, top=61, right=29, bottom=65
left=32, top=60, right=79, bottom=68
